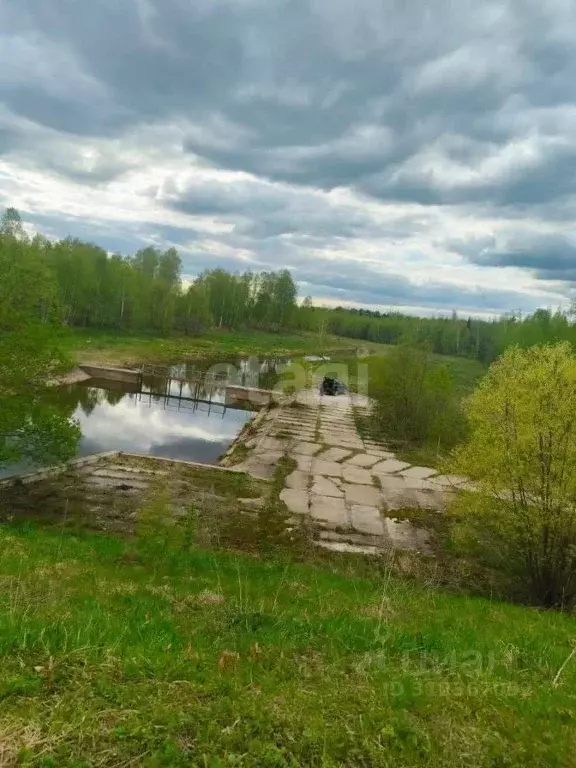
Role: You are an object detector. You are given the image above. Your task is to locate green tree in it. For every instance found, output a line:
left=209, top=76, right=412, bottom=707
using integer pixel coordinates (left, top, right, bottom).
left=450, top=343, right=576, bottom=608
left=177, top=281, right=211, bottom=335
left=370, top=343, right=463, bottom=450
left=0, top=207, right=27, bottom=240
left=0, top=209, right=80, bottom=467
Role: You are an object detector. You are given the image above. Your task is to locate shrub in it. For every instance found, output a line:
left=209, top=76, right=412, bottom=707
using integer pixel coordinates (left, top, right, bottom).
left=450, top=342, right=576, bottom=608
left=370, top=343, right=464, bottom=451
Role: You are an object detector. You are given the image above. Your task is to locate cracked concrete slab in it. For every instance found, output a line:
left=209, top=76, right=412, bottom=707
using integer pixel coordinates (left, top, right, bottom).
left=295, top=455, right=313, bottom=472
left=285, top=471, right=310, bottom=491
left=320, top=436, right=364, bottom=449
left=345, top=453, right=381, bottom=468
left=350, top=505, right=385, bottom=536
left=399, top=466, right=438, bottom=480
left=311, top=475, right=344, bottom=498
left=235, top=461, right=276, bottom=480
left=342, top=465, right=374, bottom=485
left=384, top=517, right=431, bottom=552
left=372, top=459, right=411, bottom=474
left=317, top=447, right=353, bottom=463
left=280, top=488, right=309, bottom=515
left=316, top=540, right=379, bottom=555
left=257, top=437, right=287, bottom=452
left=311, top=459, right=343, bottom=478
left=344, top=484, right=382, bottom=506
left=310, top=495, right=348, bottom=527
left=293, top=442, right=323, bottom=456
left=251, top=451, right=284, bottom=466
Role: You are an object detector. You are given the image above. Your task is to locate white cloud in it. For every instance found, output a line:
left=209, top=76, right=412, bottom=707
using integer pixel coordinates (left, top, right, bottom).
left=1, top=0, right=576, bottom=315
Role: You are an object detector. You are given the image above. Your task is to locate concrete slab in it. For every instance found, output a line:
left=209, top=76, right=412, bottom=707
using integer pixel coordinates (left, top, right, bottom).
left=251, top=451, right=284, bottom=466
left=345, top=453, right=381, bottom=468
left=342, top=465, right=374, bottom=485
left=293, top=442, right=323, bottom=456
left=295, top=455, right=313, bottom=473
left=276, top=423, right=316, bottom=433
left=399, top=466, right=438, bottom=480
left=311, top=459, right=343, bottom=478
left=311, top=475, right=344, bottom=498
left=237, top=461, right=276, bottom=480
left=384, top=517, right=431, bottom=552
left=372, top=459, right=411, bottom=474
left=320, top=426, right=357, bottom=436
left=349, top=505, right=385, bottom=535
left=257, top=437, right=286, bottom=452
left=378, top=476, right=421, bottom=511
left=320, top=435, right=364, bottom=449
left=317, top=447, right=353, bottom=463
left=382, top=490, right=419, bottom=512
left=344, top=484, right=382, bottom=506
left=398, top=477, right=435, bottom=491
left=274, top=428, right=314, bottom=436
left=310, top=495, right=348, bottom=526
left=321, top=416, right=354, bottom=422
left=285, top=470, right=310, bottom=491
left=413, top=489, right=446, bottom=512
left=316, top=540, right=379, bottom=555
left=280, top=488, right=309, bottom=515
left=378, top=475, right=409, bottom=492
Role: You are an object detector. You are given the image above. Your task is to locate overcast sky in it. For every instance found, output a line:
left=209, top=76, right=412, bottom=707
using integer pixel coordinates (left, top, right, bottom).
left=2, top=0, right=576, bottom=316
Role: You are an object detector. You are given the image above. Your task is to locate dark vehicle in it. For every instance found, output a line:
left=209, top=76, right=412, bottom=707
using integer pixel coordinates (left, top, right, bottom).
left=320, top=376, right=347, bottom=396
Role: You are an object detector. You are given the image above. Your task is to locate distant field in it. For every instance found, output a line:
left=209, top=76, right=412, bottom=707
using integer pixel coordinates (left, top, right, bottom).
left=58, top=328, right=368, bottom=367
left=0, top=523, right=574, bottom=766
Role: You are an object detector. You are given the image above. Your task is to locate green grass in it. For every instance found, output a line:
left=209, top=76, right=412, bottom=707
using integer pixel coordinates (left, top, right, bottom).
left=1, top=523, right=576, bottom=766
left=58, top=328, right=363, bottom=367
left=432, top=354, right=488, bottom=398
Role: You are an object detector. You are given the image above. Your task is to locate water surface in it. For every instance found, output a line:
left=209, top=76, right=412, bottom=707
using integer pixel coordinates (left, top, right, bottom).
left=55, top=376, right=254, bottom=464
left=2, top=355, right=308, bottom=478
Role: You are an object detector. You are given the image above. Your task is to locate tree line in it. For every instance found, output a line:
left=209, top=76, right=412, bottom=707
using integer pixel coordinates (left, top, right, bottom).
left=299, top=304, right=576, bottom=363
left=3, top=206, right=576, bottom=364
left=0, top=208, right=298, bottom=336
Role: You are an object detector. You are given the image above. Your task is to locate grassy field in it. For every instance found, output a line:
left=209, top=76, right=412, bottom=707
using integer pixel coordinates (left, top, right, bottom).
left=0, top=522, right=575, bottom=766
left=58, top=329, right=378, bottom=367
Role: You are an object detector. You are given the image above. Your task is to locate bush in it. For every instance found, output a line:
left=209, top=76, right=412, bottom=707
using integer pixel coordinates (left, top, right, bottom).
left=370, top=343, right=464, bottom=451
left=450, top=343, right=576, bottom=608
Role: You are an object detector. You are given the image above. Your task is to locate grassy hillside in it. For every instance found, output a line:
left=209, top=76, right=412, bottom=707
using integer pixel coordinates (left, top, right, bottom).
left=1, top=524, right=575, bottom=766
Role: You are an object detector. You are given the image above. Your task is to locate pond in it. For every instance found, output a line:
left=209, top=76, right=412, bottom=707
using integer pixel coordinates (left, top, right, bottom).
left=0, top=356, right=294, bottom=478
left=58, top=354, right=298, bottom=465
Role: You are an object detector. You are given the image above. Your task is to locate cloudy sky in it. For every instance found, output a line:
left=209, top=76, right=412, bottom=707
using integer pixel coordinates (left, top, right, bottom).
left=2, top=0, right=576, bottom=316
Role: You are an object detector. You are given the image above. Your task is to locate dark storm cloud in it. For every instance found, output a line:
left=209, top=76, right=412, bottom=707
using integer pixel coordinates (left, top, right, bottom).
left=164, top=176, right=408, bottom=240
left=4, top=0, right=573, bottom=194
left=3, top=0, right=576, bottom=314
left=455, top=233, right=576, bottom=282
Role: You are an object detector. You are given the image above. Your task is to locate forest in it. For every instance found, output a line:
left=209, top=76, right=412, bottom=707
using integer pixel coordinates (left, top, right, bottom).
left=1, top=206, right=575, bottom=364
